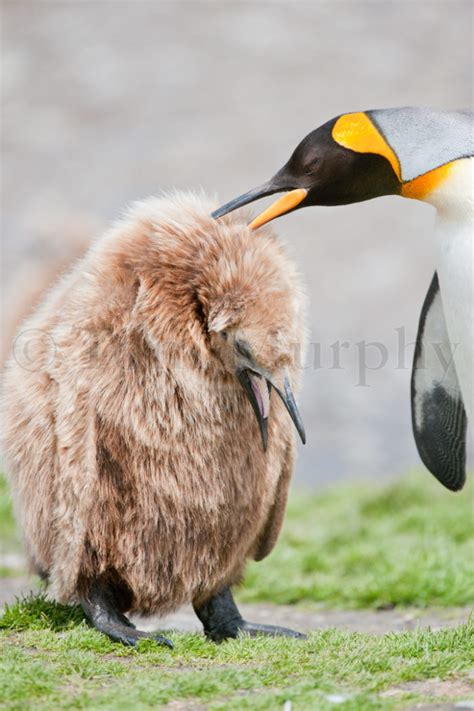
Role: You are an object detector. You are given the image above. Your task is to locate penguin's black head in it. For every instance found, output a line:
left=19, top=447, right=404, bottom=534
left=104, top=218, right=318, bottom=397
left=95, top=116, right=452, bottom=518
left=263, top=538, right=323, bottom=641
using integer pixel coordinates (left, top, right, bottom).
left=212, top=113, right=402, bottom=229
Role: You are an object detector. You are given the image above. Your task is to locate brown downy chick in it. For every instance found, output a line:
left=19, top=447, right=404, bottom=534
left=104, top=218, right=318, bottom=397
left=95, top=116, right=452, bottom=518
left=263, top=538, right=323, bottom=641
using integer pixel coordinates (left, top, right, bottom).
left=2, top=192, right=307, bottom=647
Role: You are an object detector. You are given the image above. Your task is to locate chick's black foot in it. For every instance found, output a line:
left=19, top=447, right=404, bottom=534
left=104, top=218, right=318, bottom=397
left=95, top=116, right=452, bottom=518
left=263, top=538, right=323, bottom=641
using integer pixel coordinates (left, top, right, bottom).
left=80, top=580, right=173, bottom=648
left=193, top=586, right=305, bottom=642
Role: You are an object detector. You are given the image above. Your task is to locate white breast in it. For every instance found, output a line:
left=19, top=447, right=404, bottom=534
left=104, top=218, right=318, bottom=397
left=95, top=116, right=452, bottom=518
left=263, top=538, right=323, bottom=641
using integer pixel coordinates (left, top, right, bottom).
left=428, top=158, right=474, bottom=421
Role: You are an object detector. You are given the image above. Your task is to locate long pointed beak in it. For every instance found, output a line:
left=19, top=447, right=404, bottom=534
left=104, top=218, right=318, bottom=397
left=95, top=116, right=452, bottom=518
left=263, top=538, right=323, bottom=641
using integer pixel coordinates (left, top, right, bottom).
left=212, top=183, right=308, bottom=230
left=248, top=189, right=308, bottom=230
left=237, top=368, right=306, bottom=451
left=237, top=368, right=269, bottom=450
left=211, top=183, right=279, bottom=219
left=269, top=372, right=306, bottom=445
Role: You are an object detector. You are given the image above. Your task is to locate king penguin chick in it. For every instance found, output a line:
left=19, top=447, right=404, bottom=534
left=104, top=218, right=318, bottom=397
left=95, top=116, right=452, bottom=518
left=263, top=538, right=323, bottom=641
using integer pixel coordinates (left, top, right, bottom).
left=2, top=192, right=306, bottom=647
left=213, top=107, right=473, bottom=492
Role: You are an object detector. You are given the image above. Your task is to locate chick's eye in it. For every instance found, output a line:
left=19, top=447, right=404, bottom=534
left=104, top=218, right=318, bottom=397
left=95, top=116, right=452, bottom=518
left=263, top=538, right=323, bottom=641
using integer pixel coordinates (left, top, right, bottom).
left=221, top=331, right=228, bottom=341
left=235, top=339, right=253, bottom=359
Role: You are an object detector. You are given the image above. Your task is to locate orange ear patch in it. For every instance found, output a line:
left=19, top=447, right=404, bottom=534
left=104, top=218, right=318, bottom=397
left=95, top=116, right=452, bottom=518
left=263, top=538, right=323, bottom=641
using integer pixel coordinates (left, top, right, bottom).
left=332, top=112, right=401, bottom=181
left=401, top=161, right=455, bottom=200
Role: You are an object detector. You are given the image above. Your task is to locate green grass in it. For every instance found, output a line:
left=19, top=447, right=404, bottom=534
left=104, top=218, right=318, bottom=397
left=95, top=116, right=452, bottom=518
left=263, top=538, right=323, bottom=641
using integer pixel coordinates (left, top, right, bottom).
left=0, top=475, right=18, bottom=554
left=1, top=594, right=473, bottom=710
left=241, top=472, right=474, bottom=608
left=1, top=473, right=473, bottom=709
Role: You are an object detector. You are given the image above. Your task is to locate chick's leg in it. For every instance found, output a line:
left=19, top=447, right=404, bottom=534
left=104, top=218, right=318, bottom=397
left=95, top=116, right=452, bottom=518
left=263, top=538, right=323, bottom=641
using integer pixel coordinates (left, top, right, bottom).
left=80, top=580, right=173, bottom=648
left=193, top=586, right=305, bottom=642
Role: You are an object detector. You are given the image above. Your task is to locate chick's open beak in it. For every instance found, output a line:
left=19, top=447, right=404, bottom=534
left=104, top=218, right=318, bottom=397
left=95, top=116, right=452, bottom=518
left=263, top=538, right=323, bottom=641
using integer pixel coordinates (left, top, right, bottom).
left=237, top=368, right=306, bottom=451
left=211, top=183, right=308, bottom=231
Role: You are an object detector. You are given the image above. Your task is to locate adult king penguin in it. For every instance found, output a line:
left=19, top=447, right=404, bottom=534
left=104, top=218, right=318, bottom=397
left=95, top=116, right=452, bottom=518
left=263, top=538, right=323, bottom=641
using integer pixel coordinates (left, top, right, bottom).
left=212, top=107, right=473, bottom=492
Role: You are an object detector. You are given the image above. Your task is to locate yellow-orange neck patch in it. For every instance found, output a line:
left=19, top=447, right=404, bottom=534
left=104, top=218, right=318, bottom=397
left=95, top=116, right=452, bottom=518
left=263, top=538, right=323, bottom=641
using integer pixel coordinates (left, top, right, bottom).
left=332, top=112, right=401, bottom=181
left=401, top=161, right=455, bottom=200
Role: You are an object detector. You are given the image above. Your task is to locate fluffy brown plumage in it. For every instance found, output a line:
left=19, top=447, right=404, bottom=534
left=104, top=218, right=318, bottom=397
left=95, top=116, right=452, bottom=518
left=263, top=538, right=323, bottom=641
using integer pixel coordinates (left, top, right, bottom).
left=2, top=192, right=306, bottom=642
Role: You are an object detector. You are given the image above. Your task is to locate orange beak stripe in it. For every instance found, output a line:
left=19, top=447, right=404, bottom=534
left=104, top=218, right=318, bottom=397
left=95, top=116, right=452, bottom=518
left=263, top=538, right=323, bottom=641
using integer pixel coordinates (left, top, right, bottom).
left=248, top=188, right=308, bottom=230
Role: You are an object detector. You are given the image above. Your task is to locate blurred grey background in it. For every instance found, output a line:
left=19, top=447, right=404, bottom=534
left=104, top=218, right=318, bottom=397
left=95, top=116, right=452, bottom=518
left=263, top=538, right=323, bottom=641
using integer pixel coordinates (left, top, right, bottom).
left=2, top=0, right=472, bottom=487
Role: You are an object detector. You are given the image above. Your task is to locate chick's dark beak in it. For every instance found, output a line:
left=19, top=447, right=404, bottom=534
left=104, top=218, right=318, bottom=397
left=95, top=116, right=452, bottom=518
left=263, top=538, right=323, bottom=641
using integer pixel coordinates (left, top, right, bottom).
left=273, top=374, right=306, bottom=446
left=237, top=369, right=306, bottom=451
left=211, top=181, right=308, bottom=231
left=237, top=369, right=270, bottom=450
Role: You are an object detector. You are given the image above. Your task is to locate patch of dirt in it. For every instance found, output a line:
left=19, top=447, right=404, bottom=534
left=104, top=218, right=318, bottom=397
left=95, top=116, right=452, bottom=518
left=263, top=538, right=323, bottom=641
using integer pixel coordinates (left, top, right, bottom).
left=403, top=679, right=473, bottom=697
left=382, top=677, right=474, bottom=699
left=133, top=602, right=473, bottom=637
left=381, top=677, right=474, bottom=711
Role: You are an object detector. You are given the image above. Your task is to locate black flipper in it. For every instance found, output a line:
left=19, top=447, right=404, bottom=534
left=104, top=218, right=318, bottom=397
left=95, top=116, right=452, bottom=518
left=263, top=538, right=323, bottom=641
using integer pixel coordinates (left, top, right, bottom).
left=193, top=586, right=305, bottom=642
left=411, top=272, right=467, bottom=491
